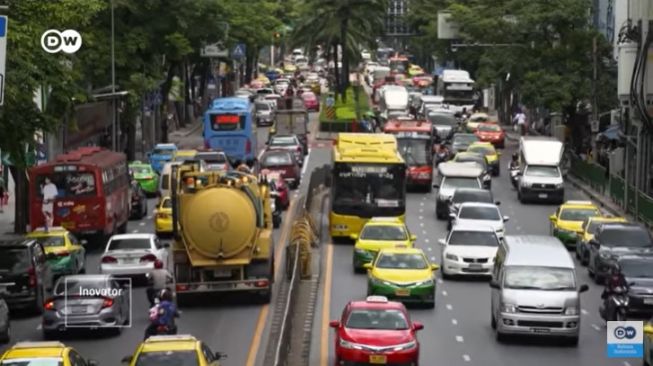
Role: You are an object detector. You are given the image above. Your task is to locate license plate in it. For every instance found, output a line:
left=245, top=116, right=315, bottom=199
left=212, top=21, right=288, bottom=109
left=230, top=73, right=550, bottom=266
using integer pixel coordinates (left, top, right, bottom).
left=469, top=263, right=482, bottom=269
left=213, top=269, right=232, bottom=278
left=369, top=355, right=387, bottom=364
left=122, top=258, right=138, bottom=264
left=531, top=328, right=550, bottom=333
left=70, top=306, right=86, bottom=314
left=395, top=288, right=410, bottom=297
left=538, top=193, right=548, bottom=199
left=644, top=298, right=653, bottom=305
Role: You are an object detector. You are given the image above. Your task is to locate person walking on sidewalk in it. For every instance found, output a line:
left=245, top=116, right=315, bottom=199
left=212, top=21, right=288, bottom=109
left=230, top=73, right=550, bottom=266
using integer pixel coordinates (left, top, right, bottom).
left=513, top=110, right=527, bottom=136
left=41, top=177, right=58, bottom=232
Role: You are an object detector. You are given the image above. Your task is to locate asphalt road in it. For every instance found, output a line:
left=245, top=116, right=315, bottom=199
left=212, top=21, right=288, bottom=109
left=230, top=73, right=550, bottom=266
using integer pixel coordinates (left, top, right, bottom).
left=308, top=135, right=634, bottom=366
left=0, top=113, right=323, bottom=366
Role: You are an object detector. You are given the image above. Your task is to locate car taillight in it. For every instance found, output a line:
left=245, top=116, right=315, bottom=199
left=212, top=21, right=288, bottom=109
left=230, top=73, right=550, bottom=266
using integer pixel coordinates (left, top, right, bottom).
left=176, top=284, right=189, bottom=292
left=246, top=139, right=252, bottom=154
left=296, top=146, right=302, bottom=152
left=101, top=256, right=117, bottom=264
left=56, top=251, right=70, bottom=257
left=140, top=254, right=157, bottom=263
left=27, top=267, right=36, bottom=288
left=101, top=297, right=114, bottom=308
left=44, top=299, right=55, bottom=310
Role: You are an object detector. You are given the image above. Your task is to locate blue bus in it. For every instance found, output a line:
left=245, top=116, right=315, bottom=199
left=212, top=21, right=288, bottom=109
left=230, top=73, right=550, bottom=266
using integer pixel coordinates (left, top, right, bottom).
left=203, top=97, right=257, bottom=162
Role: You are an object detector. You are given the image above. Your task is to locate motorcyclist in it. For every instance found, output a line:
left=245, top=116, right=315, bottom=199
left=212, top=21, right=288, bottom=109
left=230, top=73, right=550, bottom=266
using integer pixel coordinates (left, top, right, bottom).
left=146, top=260, right=173, bottom=307
left=509, top=153, right=519, bottom=170
left=144, top=289, right=179, bottom=340
left=434, top=144, right=450, bottom=163
left=602, top=264, right=628, bottom=299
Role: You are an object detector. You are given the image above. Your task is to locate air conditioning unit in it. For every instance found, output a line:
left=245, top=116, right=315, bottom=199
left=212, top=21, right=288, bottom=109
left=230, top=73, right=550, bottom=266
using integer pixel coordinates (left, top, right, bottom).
left=609, top=147, right=625, bottom=175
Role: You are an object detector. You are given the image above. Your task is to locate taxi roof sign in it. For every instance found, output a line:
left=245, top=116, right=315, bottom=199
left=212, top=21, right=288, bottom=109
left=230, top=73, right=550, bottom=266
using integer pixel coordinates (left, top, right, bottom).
left=13, top=341, right=66, bottom=348
left=564, top=200, right=594, bottom=206
left=146, top=334, right=198, bottom=342
left=366, top=296, right=389, bottom=303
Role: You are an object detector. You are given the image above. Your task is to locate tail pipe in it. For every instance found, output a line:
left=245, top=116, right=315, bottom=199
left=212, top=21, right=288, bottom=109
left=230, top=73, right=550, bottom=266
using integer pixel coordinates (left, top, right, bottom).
left=171, top=164, right=180, bottom=240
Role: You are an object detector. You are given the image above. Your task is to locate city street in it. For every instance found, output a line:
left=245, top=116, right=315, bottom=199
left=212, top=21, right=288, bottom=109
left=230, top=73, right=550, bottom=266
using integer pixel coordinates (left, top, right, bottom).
left=308, top=136, right=626, bottom=366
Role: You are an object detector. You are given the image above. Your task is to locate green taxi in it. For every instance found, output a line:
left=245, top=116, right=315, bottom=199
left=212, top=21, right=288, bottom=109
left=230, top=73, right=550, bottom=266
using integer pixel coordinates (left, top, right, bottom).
left=27, top=227, right=86, bottom=276
left=351, top=217, right=416, bottom=273
left=549, top=200, right=601, bottom=247
left=129, top=161, right=159, bottom=195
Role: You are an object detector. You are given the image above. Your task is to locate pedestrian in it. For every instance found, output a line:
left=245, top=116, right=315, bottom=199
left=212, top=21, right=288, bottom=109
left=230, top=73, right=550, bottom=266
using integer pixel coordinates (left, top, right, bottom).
left=0, top=174, right=5, bottom=213
left=513, top=110, right=527, bottom=136
left=41, top=177, right=58, bottom=232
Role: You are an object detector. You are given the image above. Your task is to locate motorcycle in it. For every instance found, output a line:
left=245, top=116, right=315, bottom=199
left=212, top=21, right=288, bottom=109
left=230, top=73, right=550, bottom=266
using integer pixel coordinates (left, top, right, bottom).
left=270, top=191, right=282, bottom=228
left=599, top=285, right=630, bottom=322
left=509, top=165, right=520, bottom=189
left=434, top=145, right=451, bottom=165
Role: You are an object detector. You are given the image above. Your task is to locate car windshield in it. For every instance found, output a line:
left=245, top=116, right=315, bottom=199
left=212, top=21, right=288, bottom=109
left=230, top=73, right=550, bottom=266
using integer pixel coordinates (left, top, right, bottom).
left=599, top=227, right=652, bottom=247
left=152, top=148, right=174, bottom=155
left=397, top=138, right=431, bottom=166
left=346, top=309, right=409, bottom=330
left=469, top=115, right=489, bottom=122
left=34, top=236, right=65, bottom=247
left=448, top=231, right=499, bottom=246
left=0, top=248, right=30, bottom=272
left=452, top=135, right=479, bottom=147
left=468, top=146, right=494, bottom=156
left=559, top=208, right=599, bottom=221
left=620, top=259, right=653, bottom=278
left=478, top=124, right=501, bottom=132
left=262, top=152, right=292, bottom=166
left=131, top=167, right=152, bottom=175
left=270, top=137, right=296, bottom=146
left=360, top=225, right=407, bottom=241
left=135, top=350, right=199, bottom=366
left=161, top=199, right=172, bottom=209
left=455, top=155, right=486, bottom=168
left=586, top=220, right=616, bottom=234
left=376, top=253, right=428, bottom=269
left=256, top=102, right=270, bottom=111
left=108, top=238, right=151, bottom=250
left=458, top=206, right=501, bottom=220
left=525, top=165, right=560, bottom=177
left=441, top=177, right=481, bottom=190
left=504, top=266, right=576, bottom=290
left=53, top=277, right=109, bottom=296
left=1, top=358, right=64, bottom=366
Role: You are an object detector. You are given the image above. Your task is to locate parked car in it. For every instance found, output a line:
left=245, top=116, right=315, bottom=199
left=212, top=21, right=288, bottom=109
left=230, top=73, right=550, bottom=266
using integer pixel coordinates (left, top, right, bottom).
left=301, top=91, right=319, bottom=111
left=129, top=180, right=148, bottom=220
left=267, top=134, right=304, bottom=165
left=100, top=234, right=169, bottom=280
left=42, top=274, right=130, bottom=338
left=26, top=227, right=86, bottom=277
left=0, top=238, right=55, bottom=313
left=259, top=150, right=301, bottom=189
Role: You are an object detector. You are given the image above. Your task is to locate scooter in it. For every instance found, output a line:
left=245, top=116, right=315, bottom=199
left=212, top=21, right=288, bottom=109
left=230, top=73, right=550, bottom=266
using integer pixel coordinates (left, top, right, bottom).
left=509, top=166, right=520, bottom=189
left=270, top=191, right=282, bottom=228
left=599, top=286, right=629, bottom=322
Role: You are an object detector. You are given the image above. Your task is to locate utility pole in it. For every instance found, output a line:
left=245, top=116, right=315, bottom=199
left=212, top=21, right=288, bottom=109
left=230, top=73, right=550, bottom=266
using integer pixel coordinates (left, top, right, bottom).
left=591, top=35, right=599, bottom=163
left=110, top=0, right=117, bottom=152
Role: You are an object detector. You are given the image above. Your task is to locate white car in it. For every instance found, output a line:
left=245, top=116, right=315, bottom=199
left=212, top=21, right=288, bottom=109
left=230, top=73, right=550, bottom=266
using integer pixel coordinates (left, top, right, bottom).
left=100, top=233, right=169, bottom=277
left=439, top=224, right=500, bottom=278
left=448, top=202, right=509, bottom=237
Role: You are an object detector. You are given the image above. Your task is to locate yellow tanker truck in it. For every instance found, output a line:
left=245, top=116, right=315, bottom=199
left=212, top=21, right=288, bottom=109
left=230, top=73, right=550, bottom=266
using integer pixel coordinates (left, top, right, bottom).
left=170, top=167, right=275, bottom=303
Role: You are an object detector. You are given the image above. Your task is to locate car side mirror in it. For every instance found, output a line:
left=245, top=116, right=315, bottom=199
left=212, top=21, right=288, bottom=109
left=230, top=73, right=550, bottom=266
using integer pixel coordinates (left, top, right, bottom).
left=214, top=352, right=227, bottom=360
left=363, top=263, right=373, bottom=270
left=329, top=320, right=340, bottom=328
left=579, top=284, right=589, bottom=293
left=438, top=238, right=446, bottom=246
left=448, top=213, right=456, bottom=220
left=489, top=279, right=500, bottom=289
left=121, top=356, right=133, bottom=364
left=549, top=214, right=556, bottom=222
left=413, top=321, right=424, bottom=331
left=410, top=234, right=417, bottom=241
left=495, top=201, right=501, bottom=205
left=431, top=264, right=440, bottom=271
left=349, top=233, right=359, bottom=241
left=503, top=216, right=510, bottom=222
left=87, top=360, right=99, bottom=366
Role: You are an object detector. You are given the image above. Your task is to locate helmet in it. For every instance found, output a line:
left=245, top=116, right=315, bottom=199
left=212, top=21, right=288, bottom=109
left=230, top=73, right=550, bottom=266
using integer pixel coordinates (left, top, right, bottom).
left=159, top=288, right=173, bottom=302
left=154, top=260, right=163, bottom=269
left=512, top=153, right=518, bottom=160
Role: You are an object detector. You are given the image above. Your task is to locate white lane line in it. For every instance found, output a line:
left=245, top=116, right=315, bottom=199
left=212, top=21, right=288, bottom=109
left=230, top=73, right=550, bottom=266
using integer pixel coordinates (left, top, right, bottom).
left=427, top=247, right=432, bottom=251
left=516, top=226, right=522, bottom=231
left=132, top=229, right=139, bottom=233
left=420, top=202, right=424, bottom=206
left=420, top=222, right=424, bottom=227
left=624, top=362, right=632, bottom=366
left=442, top=290, right=448, bottom=296
left=437, top=278, right=443, bottom=284
left=36, top=324, right=42, bottom=330
left=424, top=238, right=430, bottom=243
left=451, top=319, right=458, bottom=325
left=139, top=222, right=145, bottom=226
left=581, top=309, right=588, bottom=315
left=301, top=151, right=311, bottom=176
left=591, top=324, right=601, bottom=331
left=419, top=215, right=424, bottom=220
left=462, top=354, right=471, bottom=362
left=147, top=216, right=153, bottom=220
left=446, top=304, right=453, bottom=310
left=422, top=230, right=427, bottom=235
left=419, top=208, right=423, bottom=213
left=455, top=335, right=464, bottom=343
left=431, top=256, right=436, bottom=262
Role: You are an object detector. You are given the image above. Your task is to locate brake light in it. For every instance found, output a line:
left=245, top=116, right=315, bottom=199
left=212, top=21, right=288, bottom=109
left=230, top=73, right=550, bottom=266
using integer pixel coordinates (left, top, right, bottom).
left=56, top=251, right=70, bottom=257
left=176, top=284, right=189, bottom=292
left=101, top=297, right=114, bottom=308
left=44, top=299, right=55, bottom=310
left=101, top=256, right=117, bottom=264
left=246, top=139, right=252, bottom=154
left=140, top=253, right=157, bottom=262
left=296, top=146, right=302, bottom=152
left=255, top=279, right=269, bottom=288
left=27, top=267, right=36, bottom=288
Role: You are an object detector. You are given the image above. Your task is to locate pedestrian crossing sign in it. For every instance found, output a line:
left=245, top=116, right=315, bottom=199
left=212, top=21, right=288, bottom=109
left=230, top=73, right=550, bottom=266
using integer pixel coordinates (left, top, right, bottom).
left=232, top=43, right=246, bottom=60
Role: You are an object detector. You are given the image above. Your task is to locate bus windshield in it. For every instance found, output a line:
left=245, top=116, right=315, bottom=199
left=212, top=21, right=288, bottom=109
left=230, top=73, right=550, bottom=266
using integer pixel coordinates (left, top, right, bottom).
left=397, top=138, right=431, bottom=166
left=332, top=163, right=405, bottom=217
left=34, top=172, right=97, bottom=198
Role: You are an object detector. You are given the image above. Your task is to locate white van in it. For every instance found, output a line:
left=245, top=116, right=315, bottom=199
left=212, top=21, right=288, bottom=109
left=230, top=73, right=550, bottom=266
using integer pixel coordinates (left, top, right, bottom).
left=516, top=136, right=565, bottom=203
left=158, top=161, right=182, bottom=198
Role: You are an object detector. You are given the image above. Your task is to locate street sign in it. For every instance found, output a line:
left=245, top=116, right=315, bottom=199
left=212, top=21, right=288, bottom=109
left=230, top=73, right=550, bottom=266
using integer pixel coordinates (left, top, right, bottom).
left=0, top=16, right=7, bottom=106
left=201, top=42, right=228, bottom=58
left=232, top=43, right=246, bottom=60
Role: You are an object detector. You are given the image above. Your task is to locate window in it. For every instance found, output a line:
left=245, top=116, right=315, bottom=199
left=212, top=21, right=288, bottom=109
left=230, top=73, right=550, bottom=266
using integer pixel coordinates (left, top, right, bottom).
left=108, top=238, right=152, bottom=250
left=448, top=231, right=499, bottom=246
left=619, top=259, right=653, bottom=278
left=559, top=208, right=600, bottom=221
left=598, top=227, right=652, bottom=247
left=346, top=309, right=409, bottom=330
left=269, top=136, right=297, bottom=146
left=504, top=266, right=575, bottom=290
left=458, top=206, right=501, bottom=220
left=1, top=358, right=64, bottom=366
left=54, top=277, right=109, bottom=296
left=375, top=253, right=428, bottom=269
left=68, top=351, right=87, bottom=366
left=201, top=344, right=215, bottom=363
left=478, top=124, right=501, bottom=132
left=161, top=199, right=172, bottom=209
left=33, top=244, right=46, bottom=264
left=441, top=177, right=481, bottom=190
left=360, top=225, right=407, bottom=241
left=34, top=236, right=65, bottom=247
left=0, top=248, right=30, bottom=272
left=524, top=165, right=560, bottom=178
left=262, top=152, right=292, bottom=166
left=35, top=172, right=97, bottom=199
left=135, top=351, right=199, bottom=366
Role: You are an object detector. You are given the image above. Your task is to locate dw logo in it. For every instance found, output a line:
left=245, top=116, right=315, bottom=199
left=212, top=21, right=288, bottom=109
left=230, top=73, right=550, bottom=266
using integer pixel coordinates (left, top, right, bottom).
left=607, top=321, right=644, bottom=358
left=41, top=29, right=82, bottom=54
left=614, top=326, right=637, bottom=340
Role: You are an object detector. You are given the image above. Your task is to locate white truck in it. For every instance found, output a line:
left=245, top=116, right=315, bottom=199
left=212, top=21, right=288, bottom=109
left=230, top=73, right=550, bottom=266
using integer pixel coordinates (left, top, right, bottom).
left=516, top=136, right=565, bottom=203
left=436, top=70, right=475, bottom=114
left=380, top=85, right=409, bottom=114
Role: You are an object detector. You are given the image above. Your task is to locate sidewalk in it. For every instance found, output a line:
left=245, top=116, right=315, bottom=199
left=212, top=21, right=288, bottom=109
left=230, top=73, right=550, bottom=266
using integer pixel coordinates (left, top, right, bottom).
left=168, top=120, right=203, bottom=148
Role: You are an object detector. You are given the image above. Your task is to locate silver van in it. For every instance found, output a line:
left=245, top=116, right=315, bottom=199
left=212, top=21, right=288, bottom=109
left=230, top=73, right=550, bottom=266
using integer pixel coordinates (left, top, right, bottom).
left=433, top=162, right=484, bottom=220
left=490, top=235, right=589, bottom=345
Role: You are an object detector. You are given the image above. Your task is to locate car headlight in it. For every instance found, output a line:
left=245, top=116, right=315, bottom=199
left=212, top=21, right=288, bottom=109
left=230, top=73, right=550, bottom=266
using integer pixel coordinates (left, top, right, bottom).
left=555, top=182, right=564, bottom=189
left=599, top=250, right=612, bottom=259
left=416, top=278, right=435, bottom=286
left=392, top=340, right=417, bottom=351
left=445, top=253, right=459, bottom=261
left=369, top=276, right=393, bottom=286
left=501, top=303, right=518, bottom=313
left=564, top=307, right=579, bottom=315
left=521, top=180, right=532, bottom=188
left=339, top=339, right=363, bottom=350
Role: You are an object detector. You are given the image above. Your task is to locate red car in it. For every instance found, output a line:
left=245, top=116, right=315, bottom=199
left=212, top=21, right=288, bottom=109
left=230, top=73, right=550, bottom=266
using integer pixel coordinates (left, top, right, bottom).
left=475, top=122, right=506, bottom=148
left=259, top=149, right=301, bottom=189
left=301, top=91, right=319, bottom=111
left=262, top=170, right=290, bottom=209
left=330, top=296, right=423, bottom=365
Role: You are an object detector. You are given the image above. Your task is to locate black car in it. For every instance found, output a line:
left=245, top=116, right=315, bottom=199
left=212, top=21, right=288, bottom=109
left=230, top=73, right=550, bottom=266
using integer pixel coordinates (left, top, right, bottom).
left=130, top=180, right=148, bottom=220
left=612, top=255, right=653, bottom=316
left=446, top=188, right=498, bottom=227
left=0, top=239, right=54, bottom=313
left=588, top=223, right=653, bottom=284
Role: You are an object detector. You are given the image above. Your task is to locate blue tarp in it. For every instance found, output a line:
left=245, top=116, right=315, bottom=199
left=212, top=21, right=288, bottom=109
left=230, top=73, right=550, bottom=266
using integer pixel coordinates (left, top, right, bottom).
left=599, top=125, right=621, bottom=140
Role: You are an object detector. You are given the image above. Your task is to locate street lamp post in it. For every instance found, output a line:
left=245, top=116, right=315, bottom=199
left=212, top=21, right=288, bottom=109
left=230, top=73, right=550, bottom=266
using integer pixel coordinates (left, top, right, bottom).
left=110, top=0, right=117, bottom=151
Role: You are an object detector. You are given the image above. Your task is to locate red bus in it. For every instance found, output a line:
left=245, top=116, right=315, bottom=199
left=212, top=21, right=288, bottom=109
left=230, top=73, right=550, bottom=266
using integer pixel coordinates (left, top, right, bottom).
left=28, top=147, right=130, bottom=243
left=384, top=120, right=434, bottom=191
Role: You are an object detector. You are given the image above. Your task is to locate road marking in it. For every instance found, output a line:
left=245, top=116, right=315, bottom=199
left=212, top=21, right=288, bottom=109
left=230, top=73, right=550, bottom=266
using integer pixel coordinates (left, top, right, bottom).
left=456, top=335, right=464, bottom=343
left=301, top=151, right=311, bottom=176
left=420, top=222, right=424, bottom=227
left=419, top=208, right=423, bottom=213
left=431, top=256, right=436, bottom=262
left=246, top=197, right=297, bottom=366
left=442, top=290, right=448, bottom=296
left=420, top=202, right=424, bottom=206
left=427, top=247, right=432, bottom=251
left=451, top=319, right=458, bottom=325
left=36, top=324, right=42, bottom=330
left=147, top=216, right=153, bottom=220
left=320, top=243, right=335, bottom=366
left=424, top=238, right=430, bottom=243
left=516, top=226, right=522, bottom=231
left=591, top=324, right=601, bottom=331
left=446, top=304, right=453, bottom=310
left=139, top=222, right=145, bottom=226
left=581, top=309, right=588, bottom=315
left=422, top=230, right=427, bottom=235
left=463, top=355, right=471, bottom=362
left=437, top=278, right=443, bottom=284
left=418, top=216, right=424, bottom=220
left=132, top=229, right=139, bottom=233
left=624, top=362, right=632, bottom=366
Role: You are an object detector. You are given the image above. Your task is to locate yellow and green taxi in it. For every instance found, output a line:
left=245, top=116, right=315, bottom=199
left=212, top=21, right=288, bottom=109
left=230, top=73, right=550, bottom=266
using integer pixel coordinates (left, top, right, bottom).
left=575, top=216, right=627, bottom=265
left=467, top=142, right=500, bottom=176
left=129, top=161, right=159, bottom=195
left=0, top=341, right=97, bottom=366
left=122, top=334, right=225, bottom=366
left=364, top=247, right=439, bottom=308
left=645, top=317, right=653, bottom=365
left=549, top=200, right=601, bottom=247
left=408, top=64, right=424, bottom=77
left=155, top=197, right=173, bottom=236
left=465, top=112, right=490, bottom=132
left=351, top=217, right=416, bottom=272
left=27, top=227, right=85, bottom=276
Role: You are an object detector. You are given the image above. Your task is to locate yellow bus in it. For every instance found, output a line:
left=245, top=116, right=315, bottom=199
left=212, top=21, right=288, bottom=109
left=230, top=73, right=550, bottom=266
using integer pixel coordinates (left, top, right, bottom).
left=330, top=133, right=407, bottom=240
